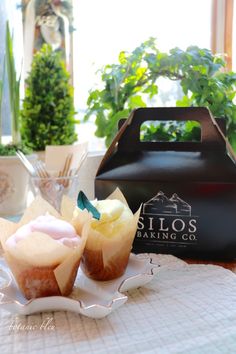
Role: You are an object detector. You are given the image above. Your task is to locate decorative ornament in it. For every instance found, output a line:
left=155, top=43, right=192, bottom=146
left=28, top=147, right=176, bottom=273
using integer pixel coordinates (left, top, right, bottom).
left=77, top=191, right=100, bottom=220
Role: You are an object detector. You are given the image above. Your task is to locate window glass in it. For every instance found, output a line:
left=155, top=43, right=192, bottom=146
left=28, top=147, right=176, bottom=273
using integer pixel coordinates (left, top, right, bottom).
left=73, top=0, right=212, bottom=113
left=233, top=0, right=236, bottom=71
left=72, top=0, right=212, bottom=150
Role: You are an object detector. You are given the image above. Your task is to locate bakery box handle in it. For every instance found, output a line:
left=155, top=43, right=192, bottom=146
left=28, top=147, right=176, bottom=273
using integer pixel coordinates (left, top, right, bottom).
left=118, top=107, right=226, bottom=152
left=97, top=107, right=236, bottom=174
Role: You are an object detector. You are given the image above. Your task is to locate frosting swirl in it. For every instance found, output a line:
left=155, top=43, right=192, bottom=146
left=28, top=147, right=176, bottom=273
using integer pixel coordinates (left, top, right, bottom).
left=90, top=199, right=133, bottom=237
left=6, top=214, right=80, bottom=248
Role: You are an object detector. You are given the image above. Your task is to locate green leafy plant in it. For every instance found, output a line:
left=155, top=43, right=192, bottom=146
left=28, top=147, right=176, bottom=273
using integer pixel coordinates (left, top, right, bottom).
left=0, top=21, right=30, bottom=156
left=85, top=38, right=236, bottom=148
left=5, top=21, right=21, bottom=145
left=0, top=143, right=31, bottom=156
left=21, top=44, right=77, bottom=151
left=141, top=121, right=201, bottom=142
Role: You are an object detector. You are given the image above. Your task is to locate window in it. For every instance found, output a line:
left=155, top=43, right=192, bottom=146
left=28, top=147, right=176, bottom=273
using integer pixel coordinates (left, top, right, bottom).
left=73, top=0, right=212, bottom=113
left=2, top=1, right=235, bottom=148
left=211, top=0, right=234, bottom=70
left=72, top=0, right=219, bottom=149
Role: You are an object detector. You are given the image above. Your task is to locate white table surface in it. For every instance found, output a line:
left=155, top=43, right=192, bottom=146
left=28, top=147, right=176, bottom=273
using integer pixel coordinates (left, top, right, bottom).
left=0, top=254, right=236, bottom=354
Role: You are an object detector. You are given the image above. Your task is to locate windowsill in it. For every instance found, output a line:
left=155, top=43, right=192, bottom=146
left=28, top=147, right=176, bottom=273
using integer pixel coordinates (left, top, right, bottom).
left=2, top=122, right=106, bottom=153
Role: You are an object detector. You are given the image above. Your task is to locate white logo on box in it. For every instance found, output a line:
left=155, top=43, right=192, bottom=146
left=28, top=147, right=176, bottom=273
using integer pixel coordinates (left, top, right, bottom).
left=137, top=191, right=198, bottom=245
left=143, top=191, right=191, bottom=216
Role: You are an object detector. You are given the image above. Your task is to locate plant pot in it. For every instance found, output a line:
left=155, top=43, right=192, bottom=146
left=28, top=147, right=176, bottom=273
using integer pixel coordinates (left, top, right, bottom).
left=77, top=151, right=104, bottom=199
left=0, top=154, right=36, bottom=217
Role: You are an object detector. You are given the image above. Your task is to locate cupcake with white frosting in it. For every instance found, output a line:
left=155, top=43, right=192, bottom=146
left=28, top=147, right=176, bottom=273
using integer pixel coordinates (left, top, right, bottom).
left=0, top=197, right=90, bottom=299
left=73, top=188, right=141, bottom=281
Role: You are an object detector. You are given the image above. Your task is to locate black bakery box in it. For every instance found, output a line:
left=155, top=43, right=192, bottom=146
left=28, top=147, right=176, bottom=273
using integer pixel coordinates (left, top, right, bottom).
left=95, top=107, right=236, bottom=260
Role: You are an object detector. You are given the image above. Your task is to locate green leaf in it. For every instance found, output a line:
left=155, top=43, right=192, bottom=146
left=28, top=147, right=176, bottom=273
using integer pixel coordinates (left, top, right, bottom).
left=119, top=51, right=127, bottom=64
left=128, top=95, right=146, bottom=109
left=176, top=95, right=192, bottom=107
left=5, top=21, right=21, bottom=144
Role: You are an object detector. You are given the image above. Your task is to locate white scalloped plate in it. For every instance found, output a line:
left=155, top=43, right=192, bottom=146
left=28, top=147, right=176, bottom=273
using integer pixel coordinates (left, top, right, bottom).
left=0, top=254, right=160, bottom=319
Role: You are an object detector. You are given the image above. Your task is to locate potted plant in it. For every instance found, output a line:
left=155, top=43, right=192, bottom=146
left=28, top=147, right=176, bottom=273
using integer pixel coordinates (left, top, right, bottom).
left=85, top=38, right=236, bottom=149
left=0, top=22, right=35, bottom=216
left=21, top=43, right=77, bottom=158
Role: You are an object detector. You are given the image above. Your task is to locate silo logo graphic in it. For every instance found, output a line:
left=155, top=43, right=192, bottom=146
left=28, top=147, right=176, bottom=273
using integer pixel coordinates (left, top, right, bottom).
left=137, top=191, right=198, bottom=245
left=143, top=191, right=191, bottom=216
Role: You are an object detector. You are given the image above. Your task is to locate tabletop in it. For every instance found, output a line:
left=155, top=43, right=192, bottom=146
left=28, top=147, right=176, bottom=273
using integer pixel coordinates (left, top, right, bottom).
left=0, top=253, right=236, bottom=354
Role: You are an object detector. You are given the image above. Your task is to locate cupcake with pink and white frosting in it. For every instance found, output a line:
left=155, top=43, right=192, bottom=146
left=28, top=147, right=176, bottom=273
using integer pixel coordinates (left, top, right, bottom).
left=0, top=197, right=90, bottom=300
